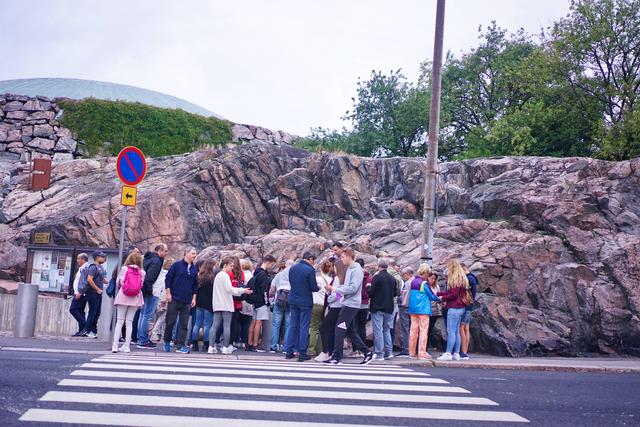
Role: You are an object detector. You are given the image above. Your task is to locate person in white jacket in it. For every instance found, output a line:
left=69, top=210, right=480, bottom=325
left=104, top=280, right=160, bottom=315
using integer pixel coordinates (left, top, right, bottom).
left=208, top=257, right=253, bottom=354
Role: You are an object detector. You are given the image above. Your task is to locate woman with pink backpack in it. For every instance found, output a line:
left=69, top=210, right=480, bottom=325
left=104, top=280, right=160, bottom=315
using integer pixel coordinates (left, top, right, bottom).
left=112, top=252, right=146, bottom=353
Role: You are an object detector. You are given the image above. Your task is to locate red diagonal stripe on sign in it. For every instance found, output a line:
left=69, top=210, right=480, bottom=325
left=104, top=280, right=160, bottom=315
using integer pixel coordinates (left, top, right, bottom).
left=123, top=153, right=141, bottom=180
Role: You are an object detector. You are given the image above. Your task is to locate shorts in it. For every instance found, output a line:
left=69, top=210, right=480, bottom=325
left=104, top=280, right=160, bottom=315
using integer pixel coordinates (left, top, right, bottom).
left=461, top=310, right=472, bottom=324
left=253, top=305, right=270, bottom=321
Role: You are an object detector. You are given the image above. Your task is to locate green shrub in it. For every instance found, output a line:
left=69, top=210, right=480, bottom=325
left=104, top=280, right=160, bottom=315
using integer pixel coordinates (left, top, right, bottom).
left=57, top=98, right=233, bottom=157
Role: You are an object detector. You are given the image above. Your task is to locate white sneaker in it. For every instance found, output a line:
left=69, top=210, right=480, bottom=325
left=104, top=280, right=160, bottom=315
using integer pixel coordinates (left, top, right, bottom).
left=86, top=332, right=97, bottom=339
left=437, top=352, right=453, bottom=361
left=314, top=352, right=331, bottom=362
left=222, top=346, right=234, bottom=354
left=453, top=352, right=461, bottom=361
left=207, top=345, right=218, bottom=354
left=111, top=345, right=118, bottom=353
left=118, top=345, right=130, bottom=353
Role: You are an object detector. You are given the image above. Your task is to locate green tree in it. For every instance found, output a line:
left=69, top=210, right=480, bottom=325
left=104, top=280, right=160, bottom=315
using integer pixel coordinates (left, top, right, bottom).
left=343, top=70, right=430, bottom=157
left=550, top=0, right=640, bottom=159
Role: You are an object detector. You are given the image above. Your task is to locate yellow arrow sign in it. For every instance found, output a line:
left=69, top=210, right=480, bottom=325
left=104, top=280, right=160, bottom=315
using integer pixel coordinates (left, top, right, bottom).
left=121, top=185, right=137, bottom=207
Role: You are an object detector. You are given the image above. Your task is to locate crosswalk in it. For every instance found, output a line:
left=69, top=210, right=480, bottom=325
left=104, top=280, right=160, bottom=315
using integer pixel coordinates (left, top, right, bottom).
left=20, top=353, right=529, bottom=426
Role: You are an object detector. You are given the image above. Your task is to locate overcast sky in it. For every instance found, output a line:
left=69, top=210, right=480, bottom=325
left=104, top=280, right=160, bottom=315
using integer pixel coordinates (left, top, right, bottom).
left=1, top=0, right=570, bottom=135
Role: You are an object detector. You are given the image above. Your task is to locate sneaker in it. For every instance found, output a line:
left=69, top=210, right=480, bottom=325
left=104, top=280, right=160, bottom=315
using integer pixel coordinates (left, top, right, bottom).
left=118, top=345, right=130, bottom=353
left=314, top=352, right=331, bottom=363
left=269, top=347, right=278, bottom=353
left=437, top=352, right=453, bottom=361
left=255, top=348, right=266, bottom=353
left=72, top=331, right=85, bottom=337
left=347, top=350, right=363, bottom=358
left=137, top=341, right=157, bottom=349
left=170, top=341, right=176, bottom=347
left=207, top=345, right=218, bottom=354
left=86, top=332, right=97, bottom=339
left=395, top=351, right=410, bottom=358
left=246, top=346, right=256, bottom=352
left=111, top=345, right=118, bottom=353
left=163, top=342, right=171, bottom=352
left=360, top=352, right=376, bottom=365
left=453, top=352, right=461, bottom=361
left=176, top=345, right=191, bottom=354
left=324, top=358, right=342, bottom=365
left=221, top=346, right=234, bottom=355
left=285, top=353, right=296, bottom=360
left=384, top=353, right=394, bottom=361
left=298, top=354, right=311, bottom=362
left=118, top=337, right=125, bottom=343
left=459, top=352, right=470, bottom=360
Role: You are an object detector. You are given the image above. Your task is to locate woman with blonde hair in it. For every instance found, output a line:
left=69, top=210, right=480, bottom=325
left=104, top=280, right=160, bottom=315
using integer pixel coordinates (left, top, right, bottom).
left=112, top=252, right=145, bottom=353
left=407, top=263, right=440, bottom=359
left=436, top=259, right=469, bottom=361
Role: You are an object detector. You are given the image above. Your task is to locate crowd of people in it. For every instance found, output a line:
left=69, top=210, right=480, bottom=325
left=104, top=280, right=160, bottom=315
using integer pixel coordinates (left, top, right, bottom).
left=68, top=241, right=479, bottom=363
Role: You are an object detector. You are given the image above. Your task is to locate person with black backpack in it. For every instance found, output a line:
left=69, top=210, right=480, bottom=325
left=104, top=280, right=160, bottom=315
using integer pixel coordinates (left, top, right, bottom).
left=268, top=259, right=294, bottom=353
left=245, top=255, right=276, bottom=352
left=111, top=251, right=145, bottom=353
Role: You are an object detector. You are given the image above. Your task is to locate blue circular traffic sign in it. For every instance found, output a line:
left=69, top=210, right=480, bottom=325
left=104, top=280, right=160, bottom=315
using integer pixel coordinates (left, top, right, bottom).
left=116, top=146, right=146, bottom=186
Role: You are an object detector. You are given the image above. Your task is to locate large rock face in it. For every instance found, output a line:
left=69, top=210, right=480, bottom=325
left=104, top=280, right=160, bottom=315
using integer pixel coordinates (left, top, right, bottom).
left=1, top=143, right=639, bottom=357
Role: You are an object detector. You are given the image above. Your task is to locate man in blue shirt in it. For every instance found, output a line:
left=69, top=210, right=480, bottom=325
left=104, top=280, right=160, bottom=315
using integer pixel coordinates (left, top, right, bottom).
left=163, top=247, right=198, bottom=354
left=284, top=251, right=319, bottom=362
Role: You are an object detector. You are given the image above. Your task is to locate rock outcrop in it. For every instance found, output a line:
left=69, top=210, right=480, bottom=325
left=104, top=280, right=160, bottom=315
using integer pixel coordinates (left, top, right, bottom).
left=1, top=142, right=638, bottom=357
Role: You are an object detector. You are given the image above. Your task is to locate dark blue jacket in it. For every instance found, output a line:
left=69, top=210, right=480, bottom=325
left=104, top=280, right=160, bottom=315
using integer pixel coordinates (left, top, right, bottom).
left=288, top=260, right=319, bottom=308
left=465, top=273, right=478, bottom=311
left=165, top=259, right=198, bottom=304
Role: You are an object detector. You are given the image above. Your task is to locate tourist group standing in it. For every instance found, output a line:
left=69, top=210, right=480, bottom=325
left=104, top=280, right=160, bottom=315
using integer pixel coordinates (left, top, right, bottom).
left=69, top=241, right=479, bottom=363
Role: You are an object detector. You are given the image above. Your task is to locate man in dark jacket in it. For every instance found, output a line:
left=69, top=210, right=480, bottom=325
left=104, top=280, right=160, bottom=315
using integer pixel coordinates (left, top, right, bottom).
left=163, top=247, right=198, bottom=354
left=137, top=244, right=167, bottom=348
left=367, top=258, right=399, bottom=360
left=247, top=255, right=276, bottom=352
left=284, top=251, right=319, bottom=362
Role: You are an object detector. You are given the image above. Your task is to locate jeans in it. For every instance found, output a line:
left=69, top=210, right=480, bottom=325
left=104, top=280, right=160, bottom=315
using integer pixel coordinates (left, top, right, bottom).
left=398, top=305, right=410, bottom=353
left=190, top=307, right=213, bottom=342
left=85, top=290, right=102, bottom=334
left=270, top=303, right=291, bottom=350
left=210, top=311, right=232, bottom=347
left=137, top=295, right=159, bottom=344
left=446, top=308, right=465, bottom=354
left=164, top=300, right=191, bottom=346
left=320, top=307, right=340, bottom=355
left=332, top=306, right=369, bottom=361
left=284, top=304, right=312, bottom=357
left=69, top=295, right=87, bottom=333
left=371, top=311, right=394, bottom=357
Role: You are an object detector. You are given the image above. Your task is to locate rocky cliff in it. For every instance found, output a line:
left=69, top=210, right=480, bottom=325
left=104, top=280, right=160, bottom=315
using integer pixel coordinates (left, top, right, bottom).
left=1, top=142, right=638, bottom=357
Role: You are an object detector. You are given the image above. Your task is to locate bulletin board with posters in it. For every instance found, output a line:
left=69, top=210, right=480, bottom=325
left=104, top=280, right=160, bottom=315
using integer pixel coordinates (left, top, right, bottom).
left=26, top=245, right=119, bottom=294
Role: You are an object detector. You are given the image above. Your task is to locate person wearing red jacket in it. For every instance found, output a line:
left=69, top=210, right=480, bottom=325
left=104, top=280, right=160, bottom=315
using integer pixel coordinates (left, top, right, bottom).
left=436, top=259, right=469, bottom=361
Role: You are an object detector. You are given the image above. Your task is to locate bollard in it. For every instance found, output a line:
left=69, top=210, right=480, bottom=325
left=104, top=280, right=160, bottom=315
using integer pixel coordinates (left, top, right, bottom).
left=97, top=292, right=114, bottom=342
left=14, top=282, right=39, bottom=338
left=261, top=308, right=273, bottom=351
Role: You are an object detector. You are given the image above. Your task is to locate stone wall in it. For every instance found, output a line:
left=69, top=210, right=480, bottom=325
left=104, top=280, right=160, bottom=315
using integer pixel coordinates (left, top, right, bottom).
left=0, top=94, right=83, bottom=163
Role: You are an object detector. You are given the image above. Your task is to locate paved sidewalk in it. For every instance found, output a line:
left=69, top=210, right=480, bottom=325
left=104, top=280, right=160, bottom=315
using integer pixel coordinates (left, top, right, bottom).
left=2, top=332, right=639, bottom=373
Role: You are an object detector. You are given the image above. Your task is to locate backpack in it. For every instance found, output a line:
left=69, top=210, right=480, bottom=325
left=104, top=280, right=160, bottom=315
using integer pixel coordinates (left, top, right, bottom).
left=243, top=274, right=259, bottom=305
left=275, top=289, right=290, bottom=310
left=76, top=266, right=90, bottom=295
left=122, top=266, right=142, bottom=297
left=461, top=287, right=473, bottom=306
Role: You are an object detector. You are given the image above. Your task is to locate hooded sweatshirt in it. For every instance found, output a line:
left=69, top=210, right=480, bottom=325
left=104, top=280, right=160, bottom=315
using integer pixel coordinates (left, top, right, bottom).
left=333, top=262, right=364, bottom=309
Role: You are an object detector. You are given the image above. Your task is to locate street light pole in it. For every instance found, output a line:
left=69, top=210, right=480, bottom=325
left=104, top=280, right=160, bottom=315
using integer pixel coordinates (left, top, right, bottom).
left=421, top=0, right=446, bottom=267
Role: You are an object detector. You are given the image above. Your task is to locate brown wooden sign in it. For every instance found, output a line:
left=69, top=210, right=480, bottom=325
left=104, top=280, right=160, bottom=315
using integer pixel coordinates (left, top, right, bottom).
left=32, top=232, right=51, bottom=244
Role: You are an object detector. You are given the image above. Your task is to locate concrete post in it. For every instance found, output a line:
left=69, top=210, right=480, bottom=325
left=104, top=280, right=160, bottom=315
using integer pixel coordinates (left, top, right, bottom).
left=14, top=282, right=39, bottom=338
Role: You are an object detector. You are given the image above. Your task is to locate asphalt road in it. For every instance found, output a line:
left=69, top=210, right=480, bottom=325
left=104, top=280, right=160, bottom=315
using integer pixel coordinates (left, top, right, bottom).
left=0, top=349, right=638, bottom=427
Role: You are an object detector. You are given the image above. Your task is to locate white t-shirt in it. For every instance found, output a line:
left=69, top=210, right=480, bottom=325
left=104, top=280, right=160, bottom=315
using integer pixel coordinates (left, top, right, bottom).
left=152, top=269, right=168, bottom=299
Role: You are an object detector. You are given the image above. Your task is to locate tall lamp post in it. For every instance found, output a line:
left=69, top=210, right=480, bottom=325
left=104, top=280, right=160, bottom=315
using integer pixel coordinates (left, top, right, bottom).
left=421, top=0, right=446, bottom=266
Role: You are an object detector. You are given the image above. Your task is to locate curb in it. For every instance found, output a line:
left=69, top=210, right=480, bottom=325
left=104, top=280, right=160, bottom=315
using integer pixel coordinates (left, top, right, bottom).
left=2, top=346, right=639, bottom=373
